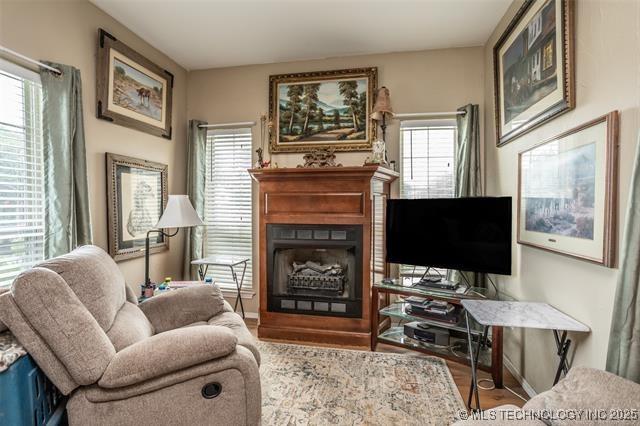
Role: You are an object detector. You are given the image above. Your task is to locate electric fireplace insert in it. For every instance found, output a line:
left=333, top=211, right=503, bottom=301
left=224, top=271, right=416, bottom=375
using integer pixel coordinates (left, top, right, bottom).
left=267, top=224, right=363, bottom=318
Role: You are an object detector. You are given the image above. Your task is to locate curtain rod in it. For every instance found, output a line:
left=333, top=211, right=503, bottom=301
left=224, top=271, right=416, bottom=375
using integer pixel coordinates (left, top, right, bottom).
left=394, top=111, right=465, bottom=119
left=198, top=121, right=256, bottom=129
left=0, top=45, right=62, bottom=75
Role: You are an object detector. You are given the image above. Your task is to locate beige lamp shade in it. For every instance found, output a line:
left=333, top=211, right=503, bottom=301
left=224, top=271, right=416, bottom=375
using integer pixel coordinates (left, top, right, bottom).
left=155, top=195, right=204, bottom=228
left=371, top=86, right=394, bottom=120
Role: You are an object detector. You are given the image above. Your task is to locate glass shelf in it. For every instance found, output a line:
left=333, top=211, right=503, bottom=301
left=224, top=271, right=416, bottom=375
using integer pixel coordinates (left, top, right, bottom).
left=380, top=302, right=485, bottom=336
left=373, top=277, right=492, bottom=302
left=378, top=326, right=492, bottom=369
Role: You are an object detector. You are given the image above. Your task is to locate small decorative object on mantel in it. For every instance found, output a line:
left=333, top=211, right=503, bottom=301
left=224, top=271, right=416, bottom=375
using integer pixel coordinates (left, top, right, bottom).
left=297, top=148, right=343, bottom=168
left=97, top=29, right=174, bottom=139
left=370, top=86, right=394, bottom=164
left=255, top=113, right=271, bottom=168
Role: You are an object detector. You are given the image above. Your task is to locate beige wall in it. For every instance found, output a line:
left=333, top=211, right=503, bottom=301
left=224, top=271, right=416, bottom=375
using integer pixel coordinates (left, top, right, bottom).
left=483, top=0, right=640, bottom=393
left=0, top=0, right=188, bottom=294
left=188, top=47, right=485, bottom=314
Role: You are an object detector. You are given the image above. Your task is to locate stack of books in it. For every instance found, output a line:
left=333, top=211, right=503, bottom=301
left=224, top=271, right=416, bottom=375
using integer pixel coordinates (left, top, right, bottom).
left=404, top=296, right=460, bottom=324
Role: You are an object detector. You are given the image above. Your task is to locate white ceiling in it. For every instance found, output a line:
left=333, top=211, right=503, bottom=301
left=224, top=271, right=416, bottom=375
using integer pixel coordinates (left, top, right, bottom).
left=91, top=0, right=511, bottom=70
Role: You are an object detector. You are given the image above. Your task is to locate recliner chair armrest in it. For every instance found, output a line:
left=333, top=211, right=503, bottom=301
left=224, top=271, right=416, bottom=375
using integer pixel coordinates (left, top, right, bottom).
left=139, top=285, right=226, bottom=333
left=98, top=325, right=237, bottom=388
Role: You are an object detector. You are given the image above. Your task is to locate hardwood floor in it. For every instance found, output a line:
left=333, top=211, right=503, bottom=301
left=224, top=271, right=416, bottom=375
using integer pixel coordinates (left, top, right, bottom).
left=245, top=319, right=528, bottom=411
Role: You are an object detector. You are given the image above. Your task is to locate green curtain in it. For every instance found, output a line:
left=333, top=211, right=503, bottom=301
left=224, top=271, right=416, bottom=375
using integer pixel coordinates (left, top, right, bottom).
left=454, top=104, right=482, bottom=197
left=606, top=133, right=640, bottom=383
left=183, top=120, right=208, bottom=279
left=449, top=104, right=483, bottom=286
left=39, top=63, right=92, bottom=258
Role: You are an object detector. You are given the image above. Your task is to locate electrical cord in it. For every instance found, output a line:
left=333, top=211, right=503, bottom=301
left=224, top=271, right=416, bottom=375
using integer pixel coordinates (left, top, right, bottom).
left=486, top=274, right=500, bottom=299
left=476, top=378, right=528, bottom=402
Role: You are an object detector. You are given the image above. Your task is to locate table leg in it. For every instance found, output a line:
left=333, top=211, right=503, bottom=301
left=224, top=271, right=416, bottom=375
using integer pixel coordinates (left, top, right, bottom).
left=553, top=330, right=571, bottom=385
left=197, top=265, right=209, bottom=281
left=491, top=326, right=504, bottom=389
left=231, top=262, right=247, bottom=319
left=465, top=311, right=482, bottom=411
left=371, top=287, right=379, bottom=351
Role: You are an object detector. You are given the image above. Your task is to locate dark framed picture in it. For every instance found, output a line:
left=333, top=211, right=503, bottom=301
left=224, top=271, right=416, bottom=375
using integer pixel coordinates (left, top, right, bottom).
left=106, top=153, right=168, bottom=261
left=517, top=112, right=619, bottom=267
left=494, top=0, right=574, bottom=146
left=269, top=67, right=377, bottom=153
left=97, top=29, right=173, bottom=139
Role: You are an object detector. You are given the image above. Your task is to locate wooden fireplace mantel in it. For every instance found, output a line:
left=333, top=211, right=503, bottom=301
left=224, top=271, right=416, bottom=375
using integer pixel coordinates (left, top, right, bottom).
left=249, top=165, right=398, bottom=346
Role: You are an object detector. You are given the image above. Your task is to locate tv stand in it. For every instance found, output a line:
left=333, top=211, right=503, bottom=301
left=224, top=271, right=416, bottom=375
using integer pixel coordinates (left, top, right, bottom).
left=371, top=278, right=504, bottom=388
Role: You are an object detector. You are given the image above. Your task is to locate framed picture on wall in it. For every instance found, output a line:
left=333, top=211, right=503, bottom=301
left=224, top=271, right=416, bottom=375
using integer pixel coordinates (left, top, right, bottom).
left=97, top=29, right=173, bottom=139
left=517, top=112, right=619, bottom=267
left=269, top=67, right=378, bottom=153
left=106, top=153, right=168, bottom=261
left=493, top=0, right=574, bottom=146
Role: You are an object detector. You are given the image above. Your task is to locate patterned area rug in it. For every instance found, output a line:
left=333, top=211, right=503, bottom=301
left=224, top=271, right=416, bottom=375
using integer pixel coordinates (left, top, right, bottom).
left=259, top=342, right=465, bottom=425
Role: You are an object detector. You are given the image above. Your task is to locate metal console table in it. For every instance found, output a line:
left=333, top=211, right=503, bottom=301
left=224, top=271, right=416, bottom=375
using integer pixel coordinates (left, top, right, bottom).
left=462, top=300, right=590, bottom=411
left=191, top=255, right=250, bottom=318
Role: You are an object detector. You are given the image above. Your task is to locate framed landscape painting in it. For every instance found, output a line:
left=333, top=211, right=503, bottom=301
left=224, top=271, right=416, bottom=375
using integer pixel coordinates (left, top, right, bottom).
left=517, top=112, right=619, bottom=267
left=494, top=0, right=574, bottom=146
left=97, top=29, right=173, bottom=139
left=269, top=68, right=377, bottom=153
left=106, top=153, right=168, bottom=261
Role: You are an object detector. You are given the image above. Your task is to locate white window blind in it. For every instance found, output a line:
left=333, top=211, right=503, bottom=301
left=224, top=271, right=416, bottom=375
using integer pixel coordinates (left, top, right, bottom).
left=204, top=128, right=253, bottom=288
left=399, top=120, right=456, bottom=276
left=0, top=62, right=44, bottom=287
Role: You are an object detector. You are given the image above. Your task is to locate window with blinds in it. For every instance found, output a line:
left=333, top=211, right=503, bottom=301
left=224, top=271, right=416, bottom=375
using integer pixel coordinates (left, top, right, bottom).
left=399, top=120, right=456, bottom=277
left=204, top=128, right=253, bottom=288
left=0, top=62, right=45, bottom=287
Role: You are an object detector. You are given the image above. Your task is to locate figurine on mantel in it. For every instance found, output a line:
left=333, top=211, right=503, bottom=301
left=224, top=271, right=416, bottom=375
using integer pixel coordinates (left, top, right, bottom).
left=297, top=148, right=343, bottom=168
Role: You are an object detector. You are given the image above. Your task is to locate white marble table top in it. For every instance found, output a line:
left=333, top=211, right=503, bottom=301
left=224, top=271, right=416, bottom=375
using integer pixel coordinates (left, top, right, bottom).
left=191, top=255, right=250, bottom=267
left=461, top=300, right=590, bottom=332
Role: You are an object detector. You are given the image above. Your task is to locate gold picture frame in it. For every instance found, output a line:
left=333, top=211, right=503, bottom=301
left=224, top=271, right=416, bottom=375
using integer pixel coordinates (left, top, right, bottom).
left=517, top=112, right=619, bottom=267
left=106, top=153, right=169, bottom=261
left=493, top=0, right=575, bottom=146
left=97, top=29, right=173, bottom=139
left=269, top=67, right=378, bottom=153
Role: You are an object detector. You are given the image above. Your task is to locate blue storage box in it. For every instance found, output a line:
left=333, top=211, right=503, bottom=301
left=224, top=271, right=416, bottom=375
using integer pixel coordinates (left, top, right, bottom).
left=0, top=354, right=66, bottom=426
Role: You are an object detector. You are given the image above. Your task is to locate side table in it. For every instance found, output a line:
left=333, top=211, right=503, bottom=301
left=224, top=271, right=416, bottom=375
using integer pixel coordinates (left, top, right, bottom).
left=461, top=300, right=590, bottom=411
left=191, top=255, right=250, bottom=318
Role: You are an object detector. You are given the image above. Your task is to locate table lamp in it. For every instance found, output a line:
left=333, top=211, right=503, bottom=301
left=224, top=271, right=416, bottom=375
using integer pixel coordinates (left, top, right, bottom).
left=144, top=194, right=204, bottom=286
left=371, top=86, right=394, bottom=164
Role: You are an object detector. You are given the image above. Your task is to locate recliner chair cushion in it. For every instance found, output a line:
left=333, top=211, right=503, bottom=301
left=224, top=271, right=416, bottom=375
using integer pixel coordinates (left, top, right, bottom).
left=107, top=302, right=154, bottom=351
left=12, top=267, right=115, bottom=385
left=208, top=312, right=261, bottom=365
left=139, top=285, right=226, bottom=333
left=99, top=325, right=237, bottom=388
left=36, top=245, right=126, bottom=331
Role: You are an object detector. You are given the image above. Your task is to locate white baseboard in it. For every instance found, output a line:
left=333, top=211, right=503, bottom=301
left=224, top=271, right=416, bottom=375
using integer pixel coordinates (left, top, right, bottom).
left=243, top=312, right=259, bottom=320
left=503, top=356, right=537, bottom=398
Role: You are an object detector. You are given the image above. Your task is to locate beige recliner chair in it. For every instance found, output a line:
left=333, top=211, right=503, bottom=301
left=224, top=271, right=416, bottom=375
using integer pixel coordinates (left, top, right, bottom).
left=0, top=245, right=261, bottom=425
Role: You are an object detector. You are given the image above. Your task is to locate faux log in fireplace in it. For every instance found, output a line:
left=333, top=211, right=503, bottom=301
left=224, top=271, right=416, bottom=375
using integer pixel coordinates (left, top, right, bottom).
left=250, top=165, right=398, bottom=346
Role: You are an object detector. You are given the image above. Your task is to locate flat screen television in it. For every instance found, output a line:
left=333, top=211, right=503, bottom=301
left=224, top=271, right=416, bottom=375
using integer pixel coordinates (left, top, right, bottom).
left=386, top=197, right=512, bottom=275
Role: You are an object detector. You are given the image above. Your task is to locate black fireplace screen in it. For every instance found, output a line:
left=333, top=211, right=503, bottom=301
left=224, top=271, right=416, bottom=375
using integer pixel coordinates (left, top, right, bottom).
left=267, top=224, right=363, bottom=318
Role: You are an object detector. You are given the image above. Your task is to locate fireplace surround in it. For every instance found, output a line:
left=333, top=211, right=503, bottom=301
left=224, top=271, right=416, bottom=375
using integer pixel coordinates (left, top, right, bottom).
left=250, top=165, right=398, bottom=346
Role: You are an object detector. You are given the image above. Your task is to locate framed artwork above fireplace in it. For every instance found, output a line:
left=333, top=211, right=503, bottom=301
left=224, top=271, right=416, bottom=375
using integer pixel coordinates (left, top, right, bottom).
left=269, top=67, right=378, bottom=153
